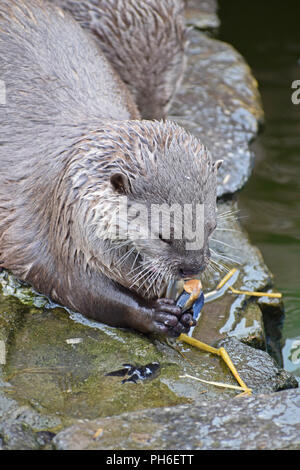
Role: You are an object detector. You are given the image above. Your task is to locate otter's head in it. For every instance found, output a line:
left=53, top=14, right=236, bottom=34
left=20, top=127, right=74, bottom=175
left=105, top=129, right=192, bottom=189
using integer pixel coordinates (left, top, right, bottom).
left=93, top=120, right=222, bottom=298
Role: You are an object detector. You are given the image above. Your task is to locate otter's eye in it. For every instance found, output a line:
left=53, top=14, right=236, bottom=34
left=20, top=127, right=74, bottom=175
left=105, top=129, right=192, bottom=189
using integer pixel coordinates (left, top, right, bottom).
left=159, top=233, right=171, bottom=245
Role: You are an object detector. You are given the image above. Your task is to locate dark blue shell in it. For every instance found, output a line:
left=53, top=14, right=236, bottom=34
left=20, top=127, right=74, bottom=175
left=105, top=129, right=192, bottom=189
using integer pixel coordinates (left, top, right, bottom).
left=176, top=290, right=205, bottom=320
left=176, top=292, right=190, bottom=309
left=192, top=291, right=205, bottom=320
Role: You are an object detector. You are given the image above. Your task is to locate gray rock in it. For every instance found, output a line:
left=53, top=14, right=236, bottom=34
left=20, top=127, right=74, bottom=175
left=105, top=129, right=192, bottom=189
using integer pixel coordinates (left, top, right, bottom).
left=53, top=388, right=300, bottom=450
left=169, top=31, right=264, bottom=197
left=0, top=394, right=60, bottom=450
left=217, top=338, right=298, bottom=394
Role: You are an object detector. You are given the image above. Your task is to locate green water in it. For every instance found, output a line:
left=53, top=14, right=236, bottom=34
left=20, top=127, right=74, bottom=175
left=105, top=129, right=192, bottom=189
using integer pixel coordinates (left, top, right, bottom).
left=219, top=0, right=300, bottom=379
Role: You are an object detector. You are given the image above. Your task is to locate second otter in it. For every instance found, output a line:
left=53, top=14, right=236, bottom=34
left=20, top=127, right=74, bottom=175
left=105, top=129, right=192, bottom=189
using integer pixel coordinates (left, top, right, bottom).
left=51, top=0, right=187, bottom=119
left=0, top=0, right=220, bottom=337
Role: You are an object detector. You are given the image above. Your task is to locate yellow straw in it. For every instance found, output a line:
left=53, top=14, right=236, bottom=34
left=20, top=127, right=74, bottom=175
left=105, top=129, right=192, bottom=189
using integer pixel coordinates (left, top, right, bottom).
left=178, top=333, right=252, bottom=395
left=179, top=374, right=248, bottom=391
left=216, top=268, right=238, bottom=289
left=216, top=269, right=282, bottom=298
left=228, top=286, right=282, bottom=298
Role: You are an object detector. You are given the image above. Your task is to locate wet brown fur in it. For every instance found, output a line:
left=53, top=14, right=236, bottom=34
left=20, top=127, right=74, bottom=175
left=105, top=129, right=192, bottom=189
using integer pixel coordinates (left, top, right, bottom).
left=0, top=0, right=218, bottom=336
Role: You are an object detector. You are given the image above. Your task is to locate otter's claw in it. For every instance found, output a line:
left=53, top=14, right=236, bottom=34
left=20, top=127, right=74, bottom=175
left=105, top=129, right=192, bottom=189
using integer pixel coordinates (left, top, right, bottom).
left=152, top=298, right=196, bottom=337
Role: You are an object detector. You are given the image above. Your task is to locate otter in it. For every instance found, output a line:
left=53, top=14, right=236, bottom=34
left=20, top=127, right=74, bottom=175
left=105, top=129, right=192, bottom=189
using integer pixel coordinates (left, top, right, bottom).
left=0, top=0, right=220, bottom=337
left=50, top=0, right=187, bottom=119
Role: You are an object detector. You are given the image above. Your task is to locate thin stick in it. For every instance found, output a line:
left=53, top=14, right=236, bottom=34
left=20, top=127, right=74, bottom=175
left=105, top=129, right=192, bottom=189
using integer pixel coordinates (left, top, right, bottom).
left=178, top=333, right=252, bottom=395
left=229, top=286, right=282, bottom=298
left=216, top=268, right=238, bottom=289
left=178, top=334, right=219, bottom=355
left=218, top=347, right=250, bottom=392
left=179, top=374, right=248, bottom=391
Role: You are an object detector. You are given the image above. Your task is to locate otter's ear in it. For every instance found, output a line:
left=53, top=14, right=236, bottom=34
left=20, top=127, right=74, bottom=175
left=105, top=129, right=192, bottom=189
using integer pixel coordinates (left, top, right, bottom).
left=214, top=160, right=223, bottom=172
left=110, top=172, right=131, bottom=194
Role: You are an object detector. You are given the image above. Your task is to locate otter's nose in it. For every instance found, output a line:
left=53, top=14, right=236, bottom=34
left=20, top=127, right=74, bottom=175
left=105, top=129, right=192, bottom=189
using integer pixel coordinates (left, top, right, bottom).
left=178, top=266, right=203, bottom=279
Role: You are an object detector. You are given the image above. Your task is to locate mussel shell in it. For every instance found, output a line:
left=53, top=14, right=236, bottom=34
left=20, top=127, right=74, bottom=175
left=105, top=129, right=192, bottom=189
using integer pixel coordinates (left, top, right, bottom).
left=176, top=290, right=205, bottom=320
left=176, top=292, right=190, bottom=309
left=165, top=279, right=185, bottom=300
left=192, top=291, right=204, bottom=320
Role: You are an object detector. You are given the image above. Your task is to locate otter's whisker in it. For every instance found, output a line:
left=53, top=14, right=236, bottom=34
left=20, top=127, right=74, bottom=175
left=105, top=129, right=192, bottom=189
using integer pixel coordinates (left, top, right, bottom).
left=137, top=267, right=157, bottom=291
left=215, top=228, right=241, bottom=234
left=145, top=270, right=160, bottom=294
left=217, top=254, right=241, bottom=265
left=128, top=250, right=140, bottom=274
left=202, top=266, right=211, bottom=283
left=129, top=259, right=154, bottom=281
left=210, top=248, right=241, bottom=265
left=115, top=246, right=135, bottom=268
left=209, top=259, right=223, bottom=274
left=102, top=240, right=131, bottom=255
left=150, top=266, right=165, bottom=293
left=151, top=266, right=165, bottom=292
left=209, top=258, right=230, bottom=273
left=206, top=262, right=216, bottom=276
left=127, top=256, right=152, bottom=276
left=217, top=209, right=240, bottom=218
left=130, top=268, right=151, bottom=286
left=140, top=258, right=165, bottom=293
left=129, top=261, right=155, bottom=287
left=158, top=266, right=167, bottom=286
left=217, top=214, right=239, bottom=221
left=210, top=238, right=241, bottom=251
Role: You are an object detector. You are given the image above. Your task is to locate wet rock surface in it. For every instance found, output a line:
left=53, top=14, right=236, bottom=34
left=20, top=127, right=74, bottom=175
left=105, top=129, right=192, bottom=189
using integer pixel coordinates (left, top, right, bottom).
left=53, top=388, right=300, bottom=450
left=0, top=394, right=59, bottom=450
left=0, top=0, right=297, bottom=451
left=0, top=297, right=296, bottom=449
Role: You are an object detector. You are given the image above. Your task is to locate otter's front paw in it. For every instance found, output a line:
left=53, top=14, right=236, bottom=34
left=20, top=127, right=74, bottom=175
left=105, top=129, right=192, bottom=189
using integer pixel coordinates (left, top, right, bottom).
left=152, top=298, right=196, bottom=337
